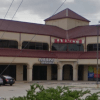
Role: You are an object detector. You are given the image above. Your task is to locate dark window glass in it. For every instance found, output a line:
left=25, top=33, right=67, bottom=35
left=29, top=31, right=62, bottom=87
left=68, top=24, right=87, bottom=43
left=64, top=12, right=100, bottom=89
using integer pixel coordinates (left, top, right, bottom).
left=36, top=43, right=43, bottom=50
left=52, top=43, right=67, bottom=51
left=0, top=40, right=18, bottom=49
left=68, top=44, right=84, bottom=51
left=22, top=42, right=28, bottom=49
left=87, top=44, right=100, bottom=51
left=22, top=41, right=48, bottom=50
left=43, top=43, right=48, bottom=50
left=9, top=41, right=18, bottom=48
left=29, top=42, right=35, bottom=49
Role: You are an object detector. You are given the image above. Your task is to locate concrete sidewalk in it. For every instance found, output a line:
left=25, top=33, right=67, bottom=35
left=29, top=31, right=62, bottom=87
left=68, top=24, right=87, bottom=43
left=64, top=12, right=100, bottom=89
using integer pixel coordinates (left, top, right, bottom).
left=0, top=81, right=100, bottom=100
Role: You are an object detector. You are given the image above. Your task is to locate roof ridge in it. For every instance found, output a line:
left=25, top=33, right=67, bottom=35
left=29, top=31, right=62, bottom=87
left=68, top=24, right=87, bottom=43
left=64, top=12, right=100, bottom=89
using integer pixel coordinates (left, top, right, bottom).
left=45, top=8, right=90, bottom=22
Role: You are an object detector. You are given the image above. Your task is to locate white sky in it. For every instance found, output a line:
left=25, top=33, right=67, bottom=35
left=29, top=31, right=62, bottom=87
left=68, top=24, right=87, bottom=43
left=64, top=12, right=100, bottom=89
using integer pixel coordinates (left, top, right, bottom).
left=0, top=0, right=100, bottom=25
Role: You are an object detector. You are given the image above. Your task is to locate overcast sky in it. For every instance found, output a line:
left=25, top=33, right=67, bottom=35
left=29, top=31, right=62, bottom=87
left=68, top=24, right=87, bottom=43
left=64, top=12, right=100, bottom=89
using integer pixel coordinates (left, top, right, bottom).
left=0, top=0, right=100, bottom=25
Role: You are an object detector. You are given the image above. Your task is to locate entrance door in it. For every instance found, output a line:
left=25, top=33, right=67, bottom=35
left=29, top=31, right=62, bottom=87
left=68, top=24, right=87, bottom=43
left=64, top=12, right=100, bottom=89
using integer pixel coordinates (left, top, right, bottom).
left=63, top=65, right=73, bottom=80
left=78, top=65, right=84, bottom=80
left=23, top=65, right=27, bottom=80
left=51, top=64, right=57, bottom=80
left=33, top=66, right=47, bottom=80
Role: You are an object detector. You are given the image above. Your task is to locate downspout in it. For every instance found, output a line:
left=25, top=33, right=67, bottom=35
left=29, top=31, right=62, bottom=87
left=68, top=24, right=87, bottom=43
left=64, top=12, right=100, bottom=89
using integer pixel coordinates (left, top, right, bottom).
left=50, top=36, right=51, bottom=51
left=85, top=36, right=86, bottom=52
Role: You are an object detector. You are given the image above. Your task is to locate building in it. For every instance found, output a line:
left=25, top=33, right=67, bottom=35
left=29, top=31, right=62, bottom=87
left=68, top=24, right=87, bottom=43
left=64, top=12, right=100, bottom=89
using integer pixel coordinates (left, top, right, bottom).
left=0, top=8, right=100, bottom=82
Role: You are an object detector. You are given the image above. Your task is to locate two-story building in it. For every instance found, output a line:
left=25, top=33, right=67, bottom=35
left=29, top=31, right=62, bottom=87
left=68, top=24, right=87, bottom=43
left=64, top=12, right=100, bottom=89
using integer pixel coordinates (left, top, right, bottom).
left=0, top=8, right=100, bottom=82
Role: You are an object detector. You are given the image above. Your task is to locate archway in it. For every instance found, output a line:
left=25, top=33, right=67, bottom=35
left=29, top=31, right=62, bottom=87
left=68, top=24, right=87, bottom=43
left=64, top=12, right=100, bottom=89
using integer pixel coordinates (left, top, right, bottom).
left=63, top=65, right=73, bottom=80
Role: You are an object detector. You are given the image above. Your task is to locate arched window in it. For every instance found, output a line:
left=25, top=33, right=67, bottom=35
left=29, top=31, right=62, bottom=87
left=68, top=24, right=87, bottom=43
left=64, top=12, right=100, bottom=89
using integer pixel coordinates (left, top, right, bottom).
left=87, top=44, right=100, bottom=51
left=0, top=40, right=18, bottom=49
left=22, top=41, right=49, bottom=50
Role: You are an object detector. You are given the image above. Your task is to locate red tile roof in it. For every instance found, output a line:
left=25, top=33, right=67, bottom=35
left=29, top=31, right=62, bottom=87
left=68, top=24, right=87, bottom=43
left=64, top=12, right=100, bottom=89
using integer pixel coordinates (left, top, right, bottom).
left=45, top=8, right=90, bottom=22
left=0, top=19, right=99, bottom=39
left=67, top=25, right=100, bottom=39
left=0, top=48, right=57, bottom=58
left=0, top=48, right=99, bottom=59
left=0, top=19, right=66, bottom=38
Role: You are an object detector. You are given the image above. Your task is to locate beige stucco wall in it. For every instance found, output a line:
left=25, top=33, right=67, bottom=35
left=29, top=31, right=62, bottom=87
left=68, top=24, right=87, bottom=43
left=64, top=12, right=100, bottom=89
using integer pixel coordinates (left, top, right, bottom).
left=16, top=65, right=23, bottom=81
left=67, top=18, right=89, bottom=30
left=45, top=18, right=89, bottom=30
left=0, top=31, right=20, bottom=42
left=46, top=18, right=67, bottom=30
left=0, top=57, right=58, bottom=66
left=86, top=36, right=100, bottom=45
left=21, top=34, right=50, bottom=44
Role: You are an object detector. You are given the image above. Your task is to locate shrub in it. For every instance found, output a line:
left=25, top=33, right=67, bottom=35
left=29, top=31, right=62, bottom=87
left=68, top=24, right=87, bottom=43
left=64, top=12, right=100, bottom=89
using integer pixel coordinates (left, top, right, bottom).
left=9, top=84, right=100, bottom=100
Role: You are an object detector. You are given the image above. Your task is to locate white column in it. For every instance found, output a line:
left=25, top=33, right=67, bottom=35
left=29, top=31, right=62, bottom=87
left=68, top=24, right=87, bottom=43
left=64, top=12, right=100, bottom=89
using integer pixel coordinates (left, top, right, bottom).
left=47, top=65, right=51, bottom=80
left=18, top=42, right=22, bottom=49
left=57, top=63, right=63, bottom=80
left=83, top=65, right=88, bottom=81
left=16, top=65, right=23, bottom=81
left=27, top=64, right=33, bottom=82
left=73, top=62, right=78, bottom=81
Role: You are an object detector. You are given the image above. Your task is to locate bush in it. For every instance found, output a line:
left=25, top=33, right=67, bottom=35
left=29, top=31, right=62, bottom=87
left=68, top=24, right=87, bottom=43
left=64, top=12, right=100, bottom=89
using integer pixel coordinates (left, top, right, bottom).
left=9, top=84, right=100, bottom=100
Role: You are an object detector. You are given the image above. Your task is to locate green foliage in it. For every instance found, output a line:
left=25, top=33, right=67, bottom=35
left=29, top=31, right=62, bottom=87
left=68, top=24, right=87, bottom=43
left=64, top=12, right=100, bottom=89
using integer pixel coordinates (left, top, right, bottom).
left=8, top=84, right=100, bottom=100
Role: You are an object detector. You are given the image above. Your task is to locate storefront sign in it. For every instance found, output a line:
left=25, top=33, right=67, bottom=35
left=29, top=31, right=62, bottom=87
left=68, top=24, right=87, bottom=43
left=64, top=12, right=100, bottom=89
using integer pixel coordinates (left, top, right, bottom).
left=94, top=74, right=100, bottom=78
left=88, top=66, right=100, bottom=79
left=88, top=66, right=94, bottom=73
left=88, top=73, right=94, bottom=78
left=54, top=39, right=84, bottom=44
left=88, top=66, right=94, bottom=78
left=39, top=58, right=54, bottom=64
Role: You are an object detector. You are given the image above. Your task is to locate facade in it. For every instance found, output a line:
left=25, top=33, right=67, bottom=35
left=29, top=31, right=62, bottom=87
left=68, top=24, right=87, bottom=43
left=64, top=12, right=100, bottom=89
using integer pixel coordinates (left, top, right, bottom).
left=0, top=8, right=100, bottom=81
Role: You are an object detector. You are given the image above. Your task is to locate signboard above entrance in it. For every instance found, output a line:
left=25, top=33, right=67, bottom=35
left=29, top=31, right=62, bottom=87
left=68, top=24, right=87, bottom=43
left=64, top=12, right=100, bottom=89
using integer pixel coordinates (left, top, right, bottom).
left=39, top=58, right=54, bottom=64
left=54, top=39, right=84, bottom=44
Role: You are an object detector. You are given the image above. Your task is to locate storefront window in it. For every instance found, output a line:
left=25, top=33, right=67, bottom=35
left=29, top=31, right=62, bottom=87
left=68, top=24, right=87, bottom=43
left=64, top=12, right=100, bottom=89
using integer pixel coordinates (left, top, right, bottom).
left=52, top=43, right=67, bottom=51
left=52, top=43, right=84, bottom=51
left=0, top=40, right=18, bottom=48
left=87, top=44, right=100, bottom=51
left=68, top=44, right=84, bottom=51
left=88, top=66, right=100, bottom=81
left=22, top=41, right=48, bottom=50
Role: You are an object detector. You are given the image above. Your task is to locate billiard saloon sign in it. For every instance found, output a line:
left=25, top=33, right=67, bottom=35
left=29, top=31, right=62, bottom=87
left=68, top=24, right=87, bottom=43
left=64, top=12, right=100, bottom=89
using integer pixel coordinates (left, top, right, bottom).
left=39, top=58, right=54, bottom=64
left=54, top=39, right=84, bottom=44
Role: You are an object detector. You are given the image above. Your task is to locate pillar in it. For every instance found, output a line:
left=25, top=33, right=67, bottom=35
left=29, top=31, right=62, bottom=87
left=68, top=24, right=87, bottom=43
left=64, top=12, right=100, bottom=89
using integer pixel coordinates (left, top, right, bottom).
left=83, top=65, right=88, bottom=81
left=16, top=65, right=23, bottom=81
left=47, top=65, right=51, bottom=80
left=18, top=41, right=22, bottom=49
left=57, top=63, right=63, bottom=80
left=27, top=64, right=33, bottom=82
left=73, top=62, right=78, bottom=81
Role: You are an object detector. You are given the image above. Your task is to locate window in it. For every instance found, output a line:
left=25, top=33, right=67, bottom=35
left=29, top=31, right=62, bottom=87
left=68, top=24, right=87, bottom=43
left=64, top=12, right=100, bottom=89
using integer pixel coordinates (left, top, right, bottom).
left=87, top=44, right=100, bottom=51
left=0, top=40, right=18, bottom=49
left=22, top=41, right=48, bottom=50
left=52, top=43, right=67, bottom=51
left=68, top=44, right=84, bottom=51
left=52, top=43, right=84, bottom=51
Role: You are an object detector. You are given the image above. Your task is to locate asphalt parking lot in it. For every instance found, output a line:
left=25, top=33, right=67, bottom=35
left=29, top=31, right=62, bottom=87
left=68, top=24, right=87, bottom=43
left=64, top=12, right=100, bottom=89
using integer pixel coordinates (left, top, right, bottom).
left=0, top=81, right=100, bottom=100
